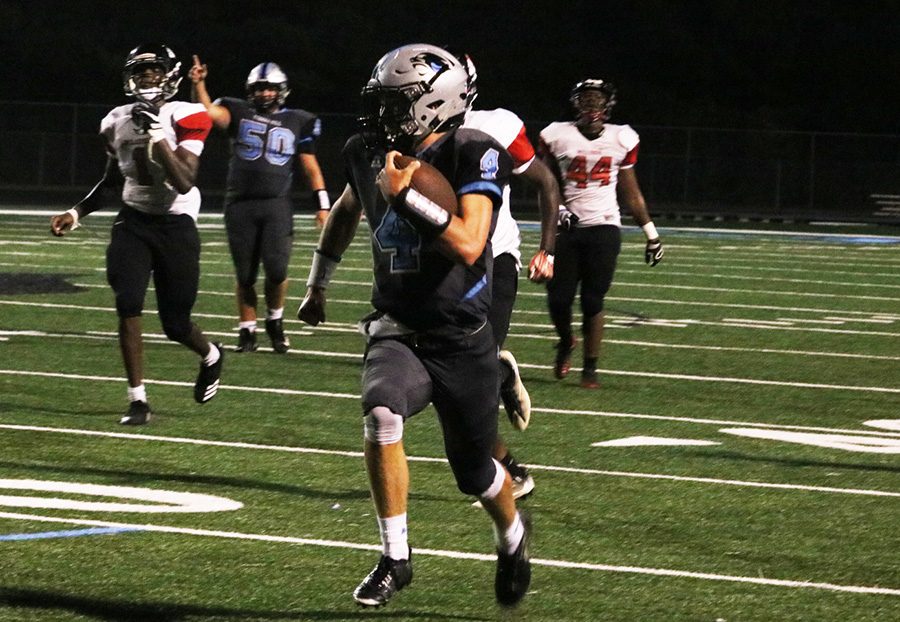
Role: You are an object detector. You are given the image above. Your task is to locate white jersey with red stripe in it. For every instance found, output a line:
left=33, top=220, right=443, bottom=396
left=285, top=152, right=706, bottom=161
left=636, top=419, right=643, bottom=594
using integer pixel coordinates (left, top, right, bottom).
left=539, top=121, right=639, bottom=228
left=100, top=101, right=212, bottom=220
left=463, top=108, right=536, bottom=266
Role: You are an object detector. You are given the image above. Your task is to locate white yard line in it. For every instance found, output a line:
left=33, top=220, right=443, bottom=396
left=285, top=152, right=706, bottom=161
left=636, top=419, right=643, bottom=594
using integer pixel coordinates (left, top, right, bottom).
left=0, top=510, right=897, bottom=596
left=2, top=319, right=899, bottom=393
left=0, top=422, right=898, bottom=497
left=1, top=365, right=899, bottom=438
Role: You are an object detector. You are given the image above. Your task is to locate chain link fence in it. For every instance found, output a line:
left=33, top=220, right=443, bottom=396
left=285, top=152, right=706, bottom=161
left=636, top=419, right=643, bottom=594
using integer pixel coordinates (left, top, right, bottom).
left=2, top=101, right=897, bottom=223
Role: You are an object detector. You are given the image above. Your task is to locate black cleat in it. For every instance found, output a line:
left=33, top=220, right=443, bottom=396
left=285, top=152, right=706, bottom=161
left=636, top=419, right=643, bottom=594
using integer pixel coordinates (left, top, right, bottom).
left=194, top=343, right=224, bottom=403
left=554, top=337, right=576, bottom=379
left=495, top=512, right=532, bottom=607
left=265, top=318, right=290, bottom=353
left=499, top=350, right=531, bottom=431
left=234, top=327, right=258, bottom=353
left=506, top=461, right=535, bottom=500
left=120, top=400, right=151, bottom=426
left=580, top=367, right=600, bottom=389
left=353, top=553, right=413, bottom=608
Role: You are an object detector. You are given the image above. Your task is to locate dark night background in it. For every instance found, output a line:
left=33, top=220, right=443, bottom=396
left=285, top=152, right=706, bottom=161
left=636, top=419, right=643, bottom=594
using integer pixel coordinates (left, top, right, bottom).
left=2, top=0, right=899, bottom=133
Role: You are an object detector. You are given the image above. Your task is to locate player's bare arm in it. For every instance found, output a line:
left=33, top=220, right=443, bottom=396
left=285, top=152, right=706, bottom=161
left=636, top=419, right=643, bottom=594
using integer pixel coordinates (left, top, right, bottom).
left=50, top=154, right=123, bottom=236
left=153, top=144, right=202, bottom=195
left=298, top=184, right=363, bottom=326
left=435, top=193, right=493, bottom=266
left=299, top=153, right=331, bottom=227
left=618, top=167, right=664, bottom=266
left=188, top=55, right=231, bottom=129
left=521, top=157, right=560, bottom=254
left=521, top=157, right=560, bottom=281
left=617, top=167, right=651, bottom=225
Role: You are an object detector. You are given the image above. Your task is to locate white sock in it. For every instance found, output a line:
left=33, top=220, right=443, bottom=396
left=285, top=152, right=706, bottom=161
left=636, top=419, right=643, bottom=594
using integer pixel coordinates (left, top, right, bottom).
left=378, top=513, right=409, bottom=560
left=267, top=307, right=284, bottom=321
left=494, top=511, right=524, bottom=555
left=127, top=384, right=147, bottom=404
left=238, top=320, right=257, bottom=331
left=203, top=343, right=221, bottom=366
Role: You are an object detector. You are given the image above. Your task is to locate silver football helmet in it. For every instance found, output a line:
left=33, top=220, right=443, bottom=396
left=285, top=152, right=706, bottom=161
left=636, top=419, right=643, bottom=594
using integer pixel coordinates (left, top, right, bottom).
left=123, top=44, right=182, bottom=103
left=246, top=62, right=291, bottom=111
left=360, top=44, right=469, bottom=150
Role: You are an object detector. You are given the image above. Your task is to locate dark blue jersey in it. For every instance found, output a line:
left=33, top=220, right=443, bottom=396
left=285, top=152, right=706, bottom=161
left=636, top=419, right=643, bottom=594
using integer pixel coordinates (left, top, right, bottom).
left=343, top=129, right=512, bottom=332
left=216, top=97, right=321, bottom=202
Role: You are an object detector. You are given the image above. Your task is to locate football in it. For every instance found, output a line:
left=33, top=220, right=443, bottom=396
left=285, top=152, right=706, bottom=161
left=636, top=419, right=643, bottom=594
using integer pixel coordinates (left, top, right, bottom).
left=395, top=155, right=458, bottom=215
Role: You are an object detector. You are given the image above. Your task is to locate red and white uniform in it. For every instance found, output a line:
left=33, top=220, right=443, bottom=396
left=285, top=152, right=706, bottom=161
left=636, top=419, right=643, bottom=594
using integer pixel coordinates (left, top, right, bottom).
left=539, top=122, right=639, bottom=228
left=463, top=108, right=536, bottom=268
left=100, top=101, right=212, bottom=220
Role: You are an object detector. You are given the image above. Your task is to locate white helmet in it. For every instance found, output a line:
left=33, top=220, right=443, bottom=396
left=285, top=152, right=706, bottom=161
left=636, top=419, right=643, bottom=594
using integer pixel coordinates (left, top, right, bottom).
left=360, top=44, right=469, bottom=150
left=246, top=62, right=290, bottom=110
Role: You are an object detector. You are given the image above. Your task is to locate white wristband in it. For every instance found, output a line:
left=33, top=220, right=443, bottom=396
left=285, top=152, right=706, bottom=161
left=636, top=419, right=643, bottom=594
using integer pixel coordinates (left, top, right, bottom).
left=404, top=188, right=451, bottom=229
left=65, top=207, right=80, bottom=226
left=307, top=250, right=341, bottom=289
left=316, top=189, right=331, bottom=211
left=641, top=221, right=659, bottom=240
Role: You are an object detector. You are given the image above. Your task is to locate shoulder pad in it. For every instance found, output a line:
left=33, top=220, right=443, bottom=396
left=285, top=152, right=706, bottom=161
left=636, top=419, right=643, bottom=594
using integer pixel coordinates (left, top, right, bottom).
left=616, top=124, right=639, bottom=150
left=100, top=104, right=131, bottom=134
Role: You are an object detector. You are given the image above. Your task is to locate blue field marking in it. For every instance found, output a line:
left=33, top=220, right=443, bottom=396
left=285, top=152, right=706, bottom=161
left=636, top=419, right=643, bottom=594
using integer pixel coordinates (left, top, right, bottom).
left=0, top=526, right=142, bottom=542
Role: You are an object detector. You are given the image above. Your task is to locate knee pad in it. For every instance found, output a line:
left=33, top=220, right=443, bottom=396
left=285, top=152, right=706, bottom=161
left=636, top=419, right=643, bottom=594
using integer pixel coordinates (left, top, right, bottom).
left=364, top=406, right=404, bottom=445
left=161, top=317, right=193, bottom=344
left=477, top=459, right=506, bottom=501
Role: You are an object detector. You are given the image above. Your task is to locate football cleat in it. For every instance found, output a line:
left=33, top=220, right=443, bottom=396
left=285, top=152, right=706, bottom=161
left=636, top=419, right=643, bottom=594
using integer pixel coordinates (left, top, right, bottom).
left=120, top=400, right=151, bottom=426
left=498, top=350, right=531, bottom=431
left=472, top=459, right=534, bottom=508
left=353, top=552, right=413, bottom=608
left=554, top=337, right=577, bottom=379
left=580, top=367, right=600, bottom=389
left=194, top=344, right=224, bottom=404
left=265, top=318, right=290, bottom=354
left=495, top=511, right=532, bottom=607
left=511, top=473, right=535, bottom=500
left=235, top=327, right=258, bottom=353
left=506, top=460, right=535, bottom=501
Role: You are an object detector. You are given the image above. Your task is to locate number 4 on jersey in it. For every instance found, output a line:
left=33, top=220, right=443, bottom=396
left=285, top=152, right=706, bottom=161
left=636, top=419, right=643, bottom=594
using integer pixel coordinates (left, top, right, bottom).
left=566, top=155, right=612, bottom=188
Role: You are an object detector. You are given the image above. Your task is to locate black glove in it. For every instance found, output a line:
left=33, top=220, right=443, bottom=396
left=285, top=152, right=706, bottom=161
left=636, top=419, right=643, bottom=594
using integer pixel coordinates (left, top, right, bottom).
left=645, top=238, right=664, bottom=266
left=131, top=101, right=161, bottom=134
left=559, top=209, right=579, bottom=232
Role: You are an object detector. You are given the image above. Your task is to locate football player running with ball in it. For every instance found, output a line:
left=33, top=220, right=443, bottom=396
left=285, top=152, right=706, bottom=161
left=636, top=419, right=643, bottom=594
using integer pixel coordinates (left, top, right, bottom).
left=539, top=79, right=664, bottom=388
left=190, top=56, right=331, bottom=354
left=50, top=44, right=223, bottom=425
left=297, top=44, right=532, bottom=609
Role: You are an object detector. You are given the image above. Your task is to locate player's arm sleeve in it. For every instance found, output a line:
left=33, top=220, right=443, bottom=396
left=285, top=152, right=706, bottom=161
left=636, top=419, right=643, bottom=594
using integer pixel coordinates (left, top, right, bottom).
left=618, top=125, right=640, bottom=169
left=537, top=135, right=565, bottom=193
left=174, top=108, right=213, bottom=156
left=507, top=125, right=537, bottom=174
left=297, top=115, right=323, bottom=155
left=434, top=135, right=513, bottom=265
left=454, top=135, right=512, bottom=210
